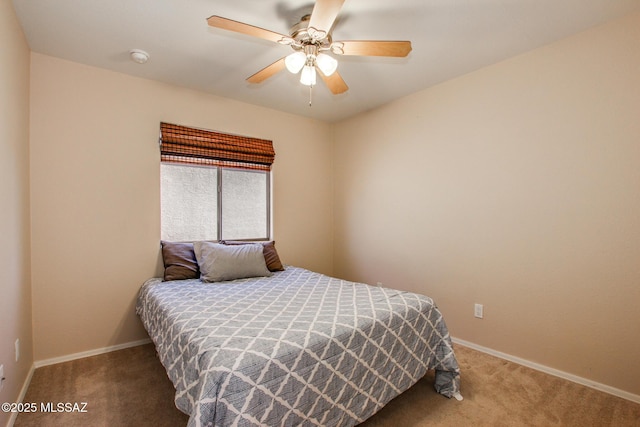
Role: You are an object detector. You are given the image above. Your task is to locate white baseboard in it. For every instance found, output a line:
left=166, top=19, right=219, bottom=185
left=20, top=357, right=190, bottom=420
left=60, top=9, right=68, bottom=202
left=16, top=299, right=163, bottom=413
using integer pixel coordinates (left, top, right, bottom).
left=452, top=337, right=640, bottom=405
left=33, top=338, right=151, bottom=368
left=7, top=363, right=35, bottom=427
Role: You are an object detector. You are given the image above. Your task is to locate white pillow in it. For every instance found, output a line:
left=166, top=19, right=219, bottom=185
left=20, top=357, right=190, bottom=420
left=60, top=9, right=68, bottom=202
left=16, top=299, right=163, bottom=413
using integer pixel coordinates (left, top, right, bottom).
left=193, top=241, right=272, bottom=282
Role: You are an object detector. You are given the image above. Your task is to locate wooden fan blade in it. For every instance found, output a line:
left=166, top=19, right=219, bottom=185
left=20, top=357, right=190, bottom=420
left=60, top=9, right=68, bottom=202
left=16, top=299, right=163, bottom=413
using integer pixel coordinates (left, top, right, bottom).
left=320, top=71, right=349, bottom=94
left=308, top=0, right=345, bottom=34
left=207, top=16, right=290, bottom=44
left=336, top=40, right=412, bottom=57
left=247, top=58, right=286, bottom=84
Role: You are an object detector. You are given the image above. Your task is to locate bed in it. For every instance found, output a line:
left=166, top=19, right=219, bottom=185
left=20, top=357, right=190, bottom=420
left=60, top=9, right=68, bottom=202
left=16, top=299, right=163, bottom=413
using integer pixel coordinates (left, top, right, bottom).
left=136, top=242, right=461, bottom=427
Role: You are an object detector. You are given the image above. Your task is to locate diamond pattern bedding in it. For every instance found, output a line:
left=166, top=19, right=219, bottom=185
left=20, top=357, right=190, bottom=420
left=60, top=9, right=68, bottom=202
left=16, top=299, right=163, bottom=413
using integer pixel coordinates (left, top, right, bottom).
left=136, top=266, right=460, bottom=426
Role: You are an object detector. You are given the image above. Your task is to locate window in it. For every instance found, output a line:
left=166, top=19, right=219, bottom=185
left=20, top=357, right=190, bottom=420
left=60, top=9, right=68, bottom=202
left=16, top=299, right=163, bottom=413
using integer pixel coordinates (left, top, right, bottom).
left=220, top=168, right=268, bottom=240
left=159, top=123, right=274, bottom=242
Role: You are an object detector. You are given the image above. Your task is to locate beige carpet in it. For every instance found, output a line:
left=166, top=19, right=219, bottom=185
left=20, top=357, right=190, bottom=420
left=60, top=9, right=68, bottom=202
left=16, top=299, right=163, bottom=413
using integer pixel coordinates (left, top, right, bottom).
left=15, top=343, right=640, bottom=426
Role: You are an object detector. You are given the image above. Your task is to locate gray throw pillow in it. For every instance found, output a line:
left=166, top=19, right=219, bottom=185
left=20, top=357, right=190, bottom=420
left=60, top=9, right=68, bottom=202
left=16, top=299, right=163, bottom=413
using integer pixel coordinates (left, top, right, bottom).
left=193, top=241, right=272, bottom=282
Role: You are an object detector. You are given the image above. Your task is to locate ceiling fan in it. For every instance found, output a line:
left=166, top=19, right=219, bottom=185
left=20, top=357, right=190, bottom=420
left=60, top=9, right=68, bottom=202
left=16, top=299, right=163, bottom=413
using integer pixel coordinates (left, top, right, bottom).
left=207, top=0, right=412, bottom=95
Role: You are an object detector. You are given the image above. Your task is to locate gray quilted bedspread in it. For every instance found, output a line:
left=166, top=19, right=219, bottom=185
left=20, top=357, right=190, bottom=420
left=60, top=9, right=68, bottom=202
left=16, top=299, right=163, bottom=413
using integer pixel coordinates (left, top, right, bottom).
left=136, top=266, right=460, bottom=427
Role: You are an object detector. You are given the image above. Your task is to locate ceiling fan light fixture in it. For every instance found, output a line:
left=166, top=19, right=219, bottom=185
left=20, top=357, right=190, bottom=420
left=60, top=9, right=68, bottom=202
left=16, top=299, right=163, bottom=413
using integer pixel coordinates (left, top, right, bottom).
left=300, top=65, right=317, bottom=86
left=316, top=53, right=338, bottom=76
left=207, top=2, right=412, bottom=96
left=285, top=51, right=306, bottom=74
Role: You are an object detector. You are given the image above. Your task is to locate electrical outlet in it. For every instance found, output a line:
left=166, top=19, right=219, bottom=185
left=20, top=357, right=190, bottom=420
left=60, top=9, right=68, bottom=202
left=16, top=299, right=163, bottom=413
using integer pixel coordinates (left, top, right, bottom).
left=474, top=303, right=484, bottom=319
left=15, top=339, right=20, bottom=362
left=0, top=364, right=4, bottom=391
left=376, top=282, right=383, bottom=287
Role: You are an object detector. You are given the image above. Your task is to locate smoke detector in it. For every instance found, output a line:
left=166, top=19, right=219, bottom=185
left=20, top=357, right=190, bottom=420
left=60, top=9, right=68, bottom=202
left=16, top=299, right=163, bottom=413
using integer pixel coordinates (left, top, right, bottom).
left=129, top=49, right=149, bottom=64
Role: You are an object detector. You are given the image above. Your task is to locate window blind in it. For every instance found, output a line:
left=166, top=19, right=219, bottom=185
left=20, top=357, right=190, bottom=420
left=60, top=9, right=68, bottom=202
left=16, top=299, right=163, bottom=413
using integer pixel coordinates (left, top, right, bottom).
left=159, top=122, right=275, bottom=171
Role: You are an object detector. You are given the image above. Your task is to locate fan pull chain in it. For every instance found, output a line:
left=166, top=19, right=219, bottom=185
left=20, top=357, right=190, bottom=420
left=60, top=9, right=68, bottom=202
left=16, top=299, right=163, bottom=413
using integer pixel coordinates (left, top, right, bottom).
left=309, top=85, right=313, bottom=107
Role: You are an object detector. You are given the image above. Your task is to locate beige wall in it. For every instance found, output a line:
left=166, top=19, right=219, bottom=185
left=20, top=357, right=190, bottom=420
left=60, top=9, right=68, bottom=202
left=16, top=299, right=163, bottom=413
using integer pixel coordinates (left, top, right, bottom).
left=0, top=0, right=33, bottom=425
left=333, top=12, right=640, bottom=396
left=29, top=54, right=333, bottom=361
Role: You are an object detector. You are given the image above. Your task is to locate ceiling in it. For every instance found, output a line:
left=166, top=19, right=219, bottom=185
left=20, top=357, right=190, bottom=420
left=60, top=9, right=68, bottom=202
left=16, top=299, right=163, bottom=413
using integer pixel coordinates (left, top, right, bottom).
left=13, top=0, right=640, bottom=122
